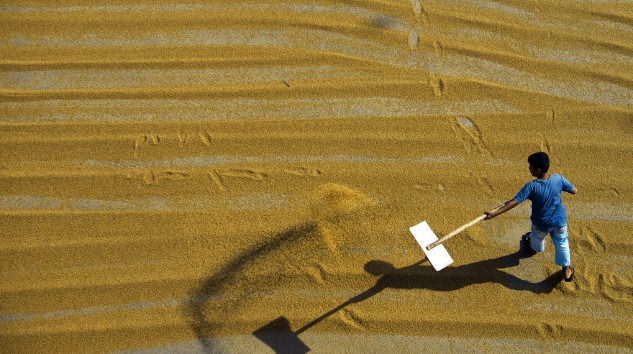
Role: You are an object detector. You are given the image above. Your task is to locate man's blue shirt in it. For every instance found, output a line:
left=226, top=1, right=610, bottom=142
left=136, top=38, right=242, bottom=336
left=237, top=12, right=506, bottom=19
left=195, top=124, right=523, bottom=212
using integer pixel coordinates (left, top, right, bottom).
left=514, top=174, right=574, bottom=231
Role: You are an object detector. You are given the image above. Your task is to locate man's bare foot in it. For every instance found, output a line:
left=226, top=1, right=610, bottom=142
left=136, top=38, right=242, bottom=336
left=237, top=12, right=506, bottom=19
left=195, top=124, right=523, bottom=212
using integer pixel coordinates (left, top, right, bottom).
left=563, top=266, right=575, bottom=282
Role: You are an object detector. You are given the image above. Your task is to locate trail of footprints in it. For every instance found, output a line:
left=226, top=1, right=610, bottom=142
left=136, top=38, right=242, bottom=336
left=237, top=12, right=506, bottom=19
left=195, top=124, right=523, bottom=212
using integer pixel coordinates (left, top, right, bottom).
left=129, top=167, right=323, bottom=189
left=129, top=130, right=323, bottom=189
left=409, top=0, right=446, bottom=97
left=134, top=130, right=213, bottom=159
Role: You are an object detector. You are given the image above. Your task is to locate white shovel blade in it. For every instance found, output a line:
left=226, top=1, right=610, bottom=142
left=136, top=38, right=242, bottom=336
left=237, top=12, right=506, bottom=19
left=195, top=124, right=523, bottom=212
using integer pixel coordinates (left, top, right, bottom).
left=410, top=221, right=454, bottom=271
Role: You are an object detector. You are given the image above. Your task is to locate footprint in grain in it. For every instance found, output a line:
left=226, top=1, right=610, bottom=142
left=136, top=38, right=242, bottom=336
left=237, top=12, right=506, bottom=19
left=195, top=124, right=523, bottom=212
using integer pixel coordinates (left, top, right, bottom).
left=141, top=170, right=187, bottom=185
left=453, top=116, right=492, bottom=158
left=430, top=76, right=445, bottom=97
left=219, top=168, right=268, bottom=181
left=599, top=273, right=633, bottom=303
left=133, top=133, right=161, bottom=159
left=567, top=265, right=633, bottom=303
left=199, top=130, right=212, bottom=146
left=411, top=0, right=431, bottom=24
left=574, top=226, right=606, bottom=252
left=538, top=322, right=563, bottom=339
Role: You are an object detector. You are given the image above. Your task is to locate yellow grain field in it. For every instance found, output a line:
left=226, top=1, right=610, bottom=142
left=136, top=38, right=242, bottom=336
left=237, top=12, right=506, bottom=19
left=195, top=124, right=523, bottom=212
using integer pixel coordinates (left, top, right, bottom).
left=1, top=0, right=632, bottom=352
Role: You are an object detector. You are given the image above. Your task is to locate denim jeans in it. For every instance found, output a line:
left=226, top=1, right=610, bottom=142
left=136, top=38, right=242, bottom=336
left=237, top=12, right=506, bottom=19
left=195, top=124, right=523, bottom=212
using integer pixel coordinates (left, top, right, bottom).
left=530, top=224, right=571, bottom=267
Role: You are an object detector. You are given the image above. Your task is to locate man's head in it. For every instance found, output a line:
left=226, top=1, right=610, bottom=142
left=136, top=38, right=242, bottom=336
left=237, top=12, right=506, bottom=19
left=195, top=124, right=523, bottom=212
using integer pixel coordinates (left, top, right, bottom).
left=528, top=152, right=549, bottom=177
left=364, top=260, right=395, bottom=276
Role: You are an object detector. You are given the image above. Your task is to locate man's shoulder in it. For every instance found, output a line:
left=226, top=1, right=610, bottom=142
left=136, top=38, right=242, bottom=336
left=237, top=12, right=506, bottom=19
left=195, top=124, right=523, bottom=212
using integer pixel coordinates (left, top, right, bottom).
left=550, top=174, right=568, bottom=182
left=521, top=179, right=536, bottom=188
left=522, top=178, right=540, bottom=188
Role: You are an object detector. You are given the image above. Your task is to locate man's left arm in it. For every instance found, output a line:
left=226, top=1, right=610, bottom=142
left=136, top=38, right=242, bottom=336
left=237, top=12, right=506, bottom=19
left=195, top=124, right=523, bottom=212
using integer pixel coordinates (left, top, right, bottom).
left=561, top=175, right=577, bottom=194
left=484, top=199, right=520, bottom=220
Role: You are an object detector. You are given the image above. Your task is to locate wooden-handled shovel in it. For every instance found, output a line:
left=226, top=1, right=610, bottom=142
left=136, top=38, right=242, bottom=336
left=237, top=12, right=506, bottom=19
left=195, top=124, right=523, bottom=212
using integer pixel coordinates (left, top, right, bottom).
left=410, top=205, right=503, bottom=271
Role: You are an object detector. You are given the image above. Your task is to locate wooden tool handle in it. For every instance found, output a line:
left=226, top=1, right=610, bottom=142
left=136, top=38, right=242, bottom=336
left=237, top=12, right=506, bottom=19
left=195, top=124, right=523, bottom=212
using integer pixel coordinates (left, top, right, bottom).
left=426, top=205, right=502, bottom=250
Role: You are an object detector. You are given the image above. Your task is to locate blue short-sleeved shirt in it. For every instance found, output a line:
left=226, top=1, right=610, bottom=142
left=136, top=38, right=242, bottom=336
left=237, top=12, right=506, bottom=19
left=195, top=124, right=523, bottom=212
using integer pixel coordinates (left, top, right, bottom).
left=514, top=174, right=574, bottom=230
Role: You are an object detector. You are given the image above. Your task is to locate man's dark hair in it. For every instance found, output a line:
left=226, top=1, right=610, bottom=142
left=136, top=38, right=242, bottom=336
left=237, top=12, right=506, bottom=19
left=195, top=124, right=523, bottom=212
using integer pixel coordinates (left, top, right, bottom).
left=528, top=152, right=550, bottom=173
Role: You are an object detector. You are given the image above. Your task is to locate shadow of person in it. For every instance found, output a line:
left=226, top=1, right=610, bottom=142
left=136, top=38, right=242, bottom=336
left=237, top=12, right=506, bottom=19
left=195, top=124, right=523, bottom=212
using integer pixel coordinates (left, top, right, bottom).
left=337, top=242, right=563, bottom=321
left=254, top=235, right=563, bottom=353
left=362, top=250, right=563, bottom=298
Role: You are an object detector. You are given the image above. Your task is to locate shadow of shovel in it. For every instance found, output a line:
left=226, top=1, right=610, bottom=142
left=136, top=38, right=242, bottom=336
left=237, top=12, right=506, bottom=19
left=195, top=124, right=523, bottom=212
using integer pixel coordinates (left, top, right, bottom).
left=253, top=316, right=310, bottom=354
left=253, top=259, right=427, bottom=353
left=253, top=293, right=369, bottom=353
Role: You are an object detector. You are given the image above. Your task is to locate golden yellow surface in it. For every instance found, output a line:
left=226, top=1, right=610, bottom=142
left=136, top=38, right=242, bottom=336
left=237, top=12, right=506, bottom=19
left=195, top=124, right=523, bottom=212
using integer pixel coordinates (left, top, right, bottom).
left=1, top=0, right=633, bottom=352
